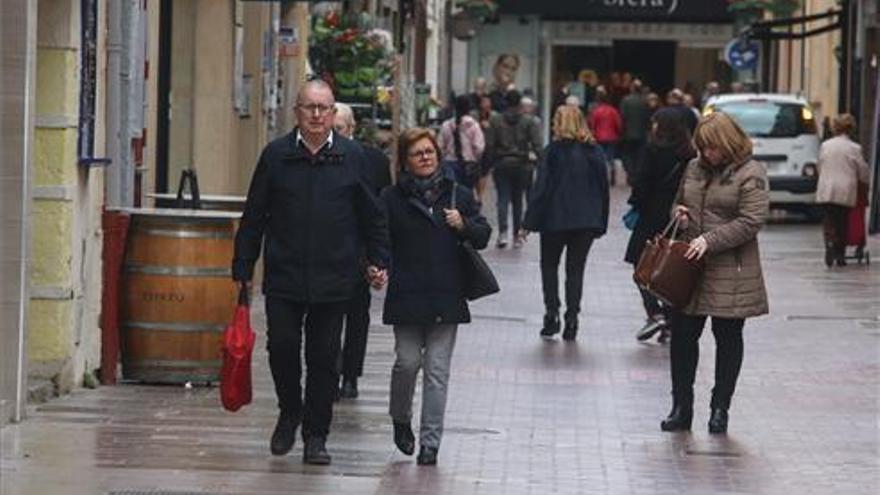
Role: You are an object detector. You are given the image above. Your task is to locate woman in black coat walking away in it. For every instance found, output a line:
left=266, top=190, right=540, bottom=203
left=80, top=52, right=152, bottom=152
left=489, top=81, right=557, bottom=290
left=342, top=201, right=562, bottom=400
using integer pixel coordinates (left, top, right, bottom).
left=624, top=108, right=697, bottom=343
left=382, top=127, right=491, bottom=465
left=520, top=105, right=609, bottom=341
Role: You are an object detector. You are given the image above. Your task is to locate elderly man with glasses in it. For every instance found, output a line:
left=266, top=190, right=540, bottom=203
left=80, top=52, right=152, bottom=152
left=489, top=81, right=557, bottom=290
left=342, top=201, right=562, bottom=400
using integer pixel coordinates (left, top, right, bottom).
left=233, top=79, right=390, bottom=465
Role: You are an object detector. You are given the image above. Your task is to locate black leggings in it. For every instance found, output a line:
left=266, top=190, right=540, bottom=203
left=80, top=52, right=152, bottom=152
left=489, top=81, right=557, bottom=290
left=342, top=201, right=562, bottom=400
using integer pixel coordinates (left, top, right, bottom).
left=669, top=312, right=745, bottom=410
left=539, top=229, right=595, bottom=316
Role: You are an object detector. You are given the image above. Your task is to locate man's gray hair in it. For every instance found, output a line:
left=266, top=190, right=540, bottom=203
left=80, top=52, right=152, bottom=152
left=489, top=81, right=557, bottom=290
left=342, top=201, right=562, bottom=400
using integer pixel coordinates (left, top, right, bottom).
left=335, top=102, right=355, bottom=127
left=297, top=78, right=335, bottom=104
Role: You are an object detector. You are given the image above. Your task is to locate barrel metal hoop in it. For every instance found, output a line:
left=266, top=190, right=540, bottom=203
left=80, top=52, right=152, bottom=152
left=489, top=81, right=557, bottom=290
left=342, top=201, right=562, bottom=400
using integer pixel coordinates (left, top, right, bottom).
left=123, top=321, right=226, bottom=332
left=124, top=263, right=231, bottom=277
left=139, top=228, right=234, bottom=240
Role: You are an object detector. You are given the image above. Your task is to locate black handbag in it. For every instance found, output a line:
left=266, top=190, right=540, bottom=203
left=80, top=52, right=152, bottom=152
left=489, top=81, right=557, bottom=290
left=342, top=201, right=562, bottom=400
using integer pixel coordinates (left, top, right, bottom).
left=451, top=186, right=499, bottom=301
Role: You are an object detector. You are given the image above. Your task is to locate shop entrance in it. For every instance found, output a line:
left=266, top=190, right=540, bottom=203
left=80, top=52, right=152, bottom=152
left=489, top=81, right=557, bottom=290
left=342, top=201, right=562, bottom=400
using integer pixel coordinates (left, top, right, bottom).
left=551, top=40, right=675, bottom=109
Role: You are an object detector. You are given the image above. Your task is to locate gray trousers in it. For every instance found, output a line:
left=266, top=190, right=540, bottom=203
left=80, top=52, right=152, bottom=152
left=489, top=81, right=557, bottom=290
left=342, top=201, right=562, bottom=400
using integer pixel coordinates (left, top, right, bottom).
left=389, top=324, right=458, bottom=449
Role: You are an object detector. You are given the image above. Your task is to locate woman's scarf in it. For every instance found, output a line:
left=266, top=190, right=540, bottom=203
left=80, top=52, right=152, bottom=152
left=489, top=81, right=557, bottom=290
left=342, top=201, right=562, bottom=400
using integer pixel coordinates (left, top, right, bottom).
left=399, top=170, right=447, bottom=207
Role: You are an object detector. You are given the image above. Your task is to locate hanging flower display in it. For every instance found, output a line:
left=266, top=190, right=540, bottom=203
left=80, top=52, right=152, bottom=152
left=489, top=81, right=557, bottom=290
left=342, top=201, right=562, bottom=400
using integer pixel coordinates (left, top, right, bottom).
left=727, top=0, right=801, bottom=19
left=309, top=10, right=393, bottom=103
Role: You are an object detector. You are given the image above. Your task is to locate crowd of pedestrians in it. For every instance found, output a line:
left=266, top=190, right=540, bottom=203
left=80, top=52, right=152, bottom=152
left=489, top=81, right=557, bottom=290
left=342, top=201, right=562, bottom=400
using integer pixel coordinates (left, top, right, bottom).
left=229, top=72, right=865, bottom=468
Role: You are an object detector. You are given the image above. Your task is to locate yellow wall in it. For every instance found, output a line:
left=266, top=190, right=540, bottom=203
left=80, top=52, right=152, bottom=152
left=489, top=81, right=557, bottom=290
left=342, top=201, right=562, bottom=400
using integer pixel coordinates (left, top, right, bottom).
left=30, top=0, right=105, bottom=392
left=776, top=0, right=840, bottom=121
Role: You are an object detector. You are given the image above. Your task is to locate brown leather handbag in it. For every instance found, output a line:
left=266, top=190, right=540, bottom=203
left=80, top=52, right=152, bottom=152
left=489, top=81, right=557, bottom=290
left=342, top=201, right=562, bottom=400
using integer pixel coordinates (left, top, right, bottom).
left=634, top=217, right=705, bottom=309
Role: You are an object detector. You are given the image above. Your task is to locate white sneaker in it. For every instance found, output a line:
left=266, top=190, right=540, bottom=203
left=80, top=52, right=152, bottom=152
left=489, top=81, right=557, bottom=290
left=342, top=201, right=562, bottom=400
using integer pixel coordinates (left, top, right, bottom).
left=636, top=317, right=666, bottom=342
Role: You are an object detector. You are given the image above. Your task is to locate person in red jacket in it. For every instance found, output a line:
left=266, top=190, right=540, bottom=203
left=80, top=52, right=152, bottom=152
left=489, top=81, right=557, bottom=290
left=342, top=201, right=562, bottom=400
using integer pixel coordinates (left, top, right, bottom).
left=587, top=86, right=623, bottom=185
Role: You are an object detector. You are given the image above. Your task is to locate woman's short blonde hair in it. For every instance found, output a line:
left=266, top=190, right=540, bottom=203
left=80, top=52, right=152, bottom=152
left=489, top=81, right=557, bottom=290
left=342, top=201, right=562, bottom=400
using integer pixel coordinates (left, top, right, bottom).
left=397, top=127, right=440, bottom=171
left=552, top=105, right=595, bottom=144
left=832, top=113, right=856, bottom=136
left=693, top=112, right=752, bottom=165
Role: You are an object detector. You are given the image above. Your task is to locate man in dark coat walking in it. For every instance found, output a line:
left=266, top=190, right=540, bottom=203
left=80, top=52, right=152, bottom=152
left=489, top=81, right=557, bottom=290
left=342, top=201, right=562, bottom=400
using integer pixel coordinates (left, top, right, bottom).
left=332, top=103, right=392, bottom=399
left=232, top=80, right=390, bottom=464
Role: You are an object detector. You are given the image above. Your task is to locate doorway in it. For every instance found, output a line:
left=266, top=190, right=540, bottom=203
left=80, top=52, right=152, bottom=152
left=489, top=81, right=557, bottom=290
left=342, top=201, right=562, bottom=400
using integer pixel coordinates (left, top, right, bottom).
left=612, top=40, right=676, bottom=96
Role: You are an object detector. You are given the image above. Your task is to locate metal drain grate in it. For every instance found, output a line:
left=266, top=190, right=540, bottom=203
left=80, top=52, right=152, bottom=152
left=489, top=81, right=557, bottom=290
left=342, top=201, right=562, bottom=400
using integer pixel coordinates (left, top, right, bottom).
left=684, top=449, right=742, bottom=458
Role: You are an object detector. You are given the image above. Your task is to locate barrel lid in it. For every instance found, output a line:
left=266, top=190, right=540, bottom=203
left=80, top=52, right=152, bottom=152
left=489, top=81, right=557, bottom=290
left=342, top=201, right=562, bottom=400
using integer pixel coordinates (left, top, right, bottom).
left=107, top=207, right=242, bottom=219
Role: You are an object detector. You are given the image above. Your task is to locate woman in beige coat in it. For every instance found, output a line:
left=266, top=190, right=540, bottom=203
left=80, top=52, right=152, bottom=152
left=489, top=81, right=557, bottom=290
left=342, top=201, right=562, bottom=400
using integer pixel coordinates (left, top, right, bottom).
left=660, top=112, right=770, bottom=435
left=816, top=114, right=870, bottom=266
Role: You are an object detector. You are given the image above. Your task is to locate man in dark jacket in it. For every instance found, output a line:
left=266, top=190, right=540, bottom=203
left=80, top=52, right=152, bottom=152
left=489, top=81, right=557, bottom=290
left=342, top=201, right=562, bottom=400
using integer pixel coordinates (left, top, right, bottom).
left=233, top=80, right=390, bottom=464
left=332, top=103, right=392, bottom=400
left=485, top=90, right=543, bottom=248
left=619, top=79, right=649, bottom=178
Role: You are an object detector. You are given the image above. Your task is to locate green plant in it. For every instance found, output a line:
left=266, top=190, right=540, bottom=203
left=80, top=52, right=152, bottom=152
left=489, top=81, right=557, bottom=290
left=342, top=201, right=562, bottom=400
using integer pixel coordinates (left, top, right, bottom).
left=727, top=0, right=801, bottom=18
left=309, top=10, right=392, bottom=92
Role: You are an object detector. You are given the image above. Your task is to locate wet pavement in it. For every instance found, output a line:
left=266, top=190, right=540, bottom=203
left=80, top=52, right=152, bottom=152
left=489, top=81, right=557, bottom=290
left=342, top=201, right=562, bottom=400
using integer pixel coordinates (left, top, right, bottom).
left=2, top=187, right=879, bottom=494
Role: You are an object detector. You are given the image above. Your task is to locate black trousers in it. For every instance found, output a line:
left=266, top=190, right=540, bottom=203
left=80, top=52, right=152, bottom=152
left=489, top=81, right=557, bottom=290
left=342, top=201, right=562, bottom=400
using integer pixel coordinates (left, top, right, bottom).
left=822, top=204, right=849, bottom=258
left=539, top=229, right=595, bottom=315
left=669, top=312, right=745, bottom=410
left=340, top=280, right=371, bottom=380
left=265, top=297, right=346, bottom=438
left=493, top=165, right=533, bottom=236
left=637, top=286, right=665, bottom=320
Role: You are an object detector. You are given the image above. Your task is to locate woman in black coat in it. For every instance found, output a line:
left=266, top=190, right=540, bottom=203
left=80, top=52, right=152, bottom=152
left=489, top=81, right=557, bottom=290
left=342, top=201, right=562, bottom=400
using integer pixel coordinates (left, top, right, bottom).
left=382, top=127, right=491, bottom=466
left=624, top=108, right=697, bottom=342
left=520, top=105, right=609, bottom=341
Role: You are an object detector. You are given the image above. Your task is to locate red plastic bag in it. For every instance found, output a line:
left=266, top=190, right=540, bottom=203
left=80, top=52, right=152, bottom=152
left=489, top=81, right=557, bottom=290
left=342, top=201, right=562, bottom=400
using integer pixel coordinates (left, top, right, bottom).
left=220, top=287, right=255, bottom=412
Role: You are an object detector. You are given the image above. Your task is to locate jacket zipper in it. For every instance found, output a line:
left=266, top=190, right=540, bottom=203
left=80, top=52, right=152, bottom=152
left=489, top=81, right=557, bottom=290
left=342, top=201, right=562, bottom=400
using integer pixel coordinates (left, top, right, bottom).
left=304, top=162, right=314, bottom=300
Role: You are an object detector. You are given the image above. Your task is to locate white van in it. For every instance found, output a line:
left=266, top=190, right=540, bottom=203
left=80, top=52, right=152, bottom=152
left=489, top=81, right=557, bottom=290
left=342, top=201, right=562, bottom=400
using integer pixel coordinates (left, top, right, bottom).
left=703, top=93, right=820, bottom=211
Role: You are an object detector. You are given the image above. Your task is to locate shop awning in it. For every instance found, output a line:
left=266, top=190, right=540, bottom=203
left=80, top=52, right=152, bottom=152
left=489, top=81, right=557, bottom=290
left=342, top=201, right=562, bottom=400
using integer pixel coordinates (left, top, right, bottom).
left=498, top=0, right=734, bottom=24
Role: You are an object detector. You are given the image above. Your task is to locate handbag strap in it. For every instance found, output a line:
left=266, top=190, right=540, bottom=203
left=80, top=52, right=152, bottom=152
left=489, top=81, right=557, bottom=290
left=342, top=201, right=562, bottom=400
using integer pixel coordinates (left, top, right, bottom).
left=660, top=216, right=682, bottom=241
left=237, top=284, right=249, bottom=306
left=450, top=182, right=457, bottom=209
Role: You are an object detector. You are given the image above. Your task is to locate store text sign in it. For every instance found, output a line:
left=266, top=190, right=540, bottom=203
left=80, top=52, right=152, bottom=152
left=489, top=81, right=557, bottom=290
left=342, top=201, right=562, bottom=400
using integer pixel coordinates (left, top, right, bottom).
left=501, top=0, right=733, bottom=23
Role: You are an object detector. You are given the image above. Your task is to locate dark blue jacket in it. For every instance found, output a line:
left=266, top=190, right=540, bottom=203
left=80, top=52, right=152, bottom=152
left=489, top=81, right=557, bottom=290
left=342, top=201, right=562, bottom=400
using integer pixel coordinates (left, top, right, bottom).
left=232, top=130, right=390, bottom=302
left=523, top=140, right=609, bottom=235
left=381, top=176, right=491, bottom=325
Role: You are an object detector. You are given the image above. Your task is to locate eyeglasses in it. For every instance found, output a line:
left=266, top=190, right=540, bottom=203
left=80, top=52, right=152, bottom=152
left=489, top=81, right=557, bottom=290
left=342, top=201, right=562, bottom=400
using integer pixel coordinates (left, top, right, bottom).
left=297, top=103, right=335, bottom=116
left=407, top=148, right=437, bottom=159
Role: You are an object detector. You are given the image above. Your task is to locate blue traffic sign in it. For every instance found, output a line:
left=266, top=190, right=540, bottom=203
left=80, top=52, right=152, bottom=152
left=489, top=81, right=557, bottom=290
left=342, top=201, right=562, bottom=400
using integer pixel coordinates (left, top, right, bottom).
left=724, top=38, right=760, bottom=71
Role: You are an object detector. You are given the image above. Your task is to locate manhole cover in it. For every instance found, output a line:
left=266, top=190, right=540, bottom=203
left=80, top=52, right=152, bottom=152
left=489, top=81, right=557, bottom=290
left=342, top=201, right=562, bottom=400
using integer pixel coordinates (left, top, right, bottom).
left=684, top=449, right=742, bottom=458
left=109, top=492, right=226, bottom=495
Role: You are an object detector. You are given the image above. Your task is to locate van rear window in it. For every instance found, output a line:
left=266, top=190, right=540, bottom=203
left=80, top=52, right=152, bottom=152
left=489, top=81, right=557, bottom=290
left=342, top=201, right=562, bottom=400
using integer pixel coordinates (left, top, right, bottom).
left=714, top=101, right=816, bottom=137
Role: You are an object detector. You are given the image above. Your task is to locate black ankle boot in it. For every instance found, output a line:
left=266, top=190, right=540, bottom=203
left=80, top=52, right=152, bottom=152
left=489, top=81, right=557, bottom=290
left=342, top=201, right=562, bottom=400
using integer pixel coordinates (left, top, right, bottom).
left=540, top=312, right=560, bottom=337
left=660, top=403, right=693, bottom=432
left=393, top=421, right=415, bottom=455
left=339, top=376, right=358, bottom=399
left=708, top=408, right=728, bottom=434
left=417, top=446, right=438, bottom=465
left=562, top=312, right=578, bottom=341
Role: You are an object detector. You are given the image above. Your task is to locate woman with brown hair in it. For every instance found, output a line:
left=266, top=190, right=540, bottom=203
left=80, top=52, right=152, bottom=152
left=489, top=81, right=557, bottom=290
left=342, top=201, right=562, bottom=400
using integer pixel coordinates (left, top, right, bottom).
left=816, top=114, right=870, bottom=266
left=382, top=127, right=491, bottom=465
left=520, top=105, right=609, bottom=341
left=661, top=111, right=769, bottom=434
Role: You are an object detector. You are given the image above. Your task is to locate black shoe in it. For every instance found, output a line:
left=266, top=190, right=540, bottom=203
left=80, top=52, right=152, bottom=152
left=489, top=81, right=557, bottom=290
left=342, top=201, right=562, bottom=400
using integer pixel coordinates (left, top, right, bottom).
left=636, top=317, right=666, bottom=342
left=825, top=246, right=835, bottom=267
left=417, top=446, right=438, bottom=465
left=393, top=421, right=415, bottom=456
left=540, top=312, right=560, bottom=337
left=562, top=312, right=578, bottom=341
left=270, top=412, right=299, bottom=456
left=339, top=377, right=358, bottom=399
left=656, top=327, right=671, bottom=344
left=708, top=408, right=728, bottom=434
left=660, top=404, right=693, bottom=432
left=303, top=435, right=332, bottom=465
left=496, top=237, right=508, bottom=249
left=836, top=256, right=847, bottom=267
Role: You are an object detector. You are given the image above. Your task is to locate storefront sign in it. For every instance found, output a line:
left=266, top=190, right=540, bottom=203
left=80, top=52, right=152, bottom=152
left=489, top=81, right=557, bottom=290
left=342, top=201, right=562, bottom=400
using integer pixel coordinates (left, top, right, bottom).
left=501, top=0, right=733, bottom=24
left=548, top=21, right=732, bottom=45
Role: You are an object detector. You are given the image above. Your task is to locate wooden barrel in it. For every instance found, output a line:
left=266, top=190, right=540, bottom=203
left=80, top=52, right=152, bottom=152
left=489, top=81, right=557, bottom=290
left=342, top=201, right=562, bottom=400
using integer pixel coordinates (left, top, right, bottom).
left=120, top=212, right=238, bottom=384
